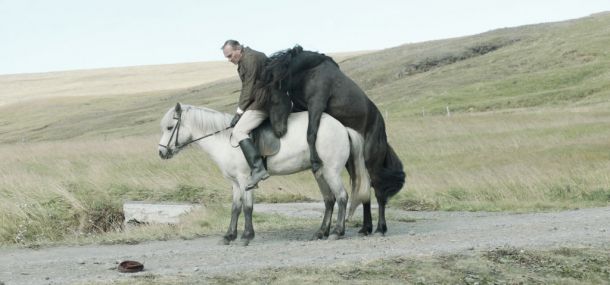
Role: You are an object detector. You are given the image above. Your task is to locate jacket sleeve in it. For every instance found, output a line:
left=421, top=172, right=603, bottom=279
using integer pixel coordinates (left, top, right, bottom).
left=237, top=56, right=260, bottom=113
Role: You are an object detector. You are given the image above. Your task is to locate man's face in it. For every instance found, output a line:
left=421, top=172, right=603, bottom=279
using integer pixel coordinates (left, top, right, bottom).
left=223, top=45, right=242, bottom=65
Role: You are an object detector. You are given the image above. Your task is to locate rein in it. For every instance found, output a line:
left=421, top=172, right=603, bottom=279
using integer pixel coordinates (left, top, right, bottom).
left=181, top=126, right=232, bottom=148
left=158, top=112, right=232, bottom=151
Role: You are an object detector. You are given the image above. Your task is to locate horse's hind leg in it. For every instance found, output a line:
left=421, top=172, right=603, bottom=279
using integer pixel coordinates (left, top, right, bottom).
left=324, top=171, right=348, bottom=240
left=360, top=202, right=373, bottom=235
left=346, top=160, right=373, bottom=235
left=374, top=189, right=388, bottom=235
left=222, top=182, right=242, bottom=245
left=313, top=176, right=335, bottom=240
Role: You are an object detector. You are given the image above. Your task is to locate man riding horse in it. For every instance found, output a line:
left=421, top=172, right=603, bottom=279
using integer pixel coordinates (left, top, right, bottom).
left=221, top=40, right=270, bottom=190
left=221, top=41, right=405, bottom=235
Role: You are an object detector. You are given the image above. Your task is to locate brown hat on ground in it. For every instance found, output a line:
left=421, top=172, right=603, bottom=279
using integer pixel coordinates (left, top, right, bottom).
left=117, top=260, right=144, bottom=273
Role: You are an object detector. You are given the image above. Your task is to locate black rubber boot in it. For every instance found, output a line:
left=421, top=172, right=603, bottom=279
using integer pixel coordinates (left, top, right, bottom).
left=239, top=138, right=270, bottom=190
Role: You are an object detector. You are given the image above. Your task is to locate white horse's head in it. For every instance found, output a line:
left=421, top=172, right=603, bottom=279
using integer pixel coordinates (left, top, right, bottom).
left=158, top=103, right=192, bottom=159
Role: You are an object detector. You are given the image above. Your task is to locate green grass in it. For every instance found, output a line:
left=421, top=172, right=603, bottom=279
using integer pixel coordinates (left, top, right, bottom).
left=387, top=109, right=610, bottom=212
left=1, top=13, right=610, bottom=245
left=205, top=247, right=610, bottom=285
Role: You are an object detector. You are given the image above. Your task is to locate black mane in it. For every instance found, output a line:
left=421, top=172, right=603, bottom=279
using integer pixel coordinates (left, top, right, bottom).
left=263, top=45, right=337, bottom=92
left=260, top=45, right=339, bottom=137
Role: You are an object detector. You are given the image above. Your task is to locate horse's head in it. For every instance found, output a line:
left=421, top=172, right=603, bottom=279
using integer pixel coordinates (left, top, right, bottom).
left=158, top=103, right=192, bottom=159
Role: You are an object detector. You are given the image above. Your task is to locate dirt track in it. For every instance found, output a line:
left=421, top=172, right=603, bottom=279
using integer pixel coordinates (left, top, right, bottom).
left=0, top=203, right=608, bottom=285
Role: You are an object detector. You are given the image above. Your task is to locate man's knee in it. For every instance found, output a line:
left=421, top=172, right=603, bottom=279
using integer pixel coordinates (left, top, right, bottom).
left=232, top=129, right=250, bottom=142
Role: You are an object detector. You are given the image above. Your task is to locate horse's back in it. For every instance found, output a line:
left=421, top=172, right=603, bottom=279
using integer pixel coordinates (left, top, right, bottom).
left=285, top=111, right=347, bottom=141
left=299, top=61, right=371, bottom=132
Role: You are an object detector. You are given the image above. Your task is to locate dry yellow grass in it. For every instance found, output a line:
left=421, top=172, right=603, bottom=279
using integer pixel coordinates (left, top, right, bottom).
left=0, top=51, right=371, bottom=107
left=0, top=61, right=238, bottom=107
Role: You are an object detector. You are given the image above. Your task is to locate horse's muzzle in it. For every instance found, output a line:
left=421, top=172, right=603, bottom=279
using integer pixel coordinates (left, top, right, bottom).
left=158, top=145, right=173, bottom=160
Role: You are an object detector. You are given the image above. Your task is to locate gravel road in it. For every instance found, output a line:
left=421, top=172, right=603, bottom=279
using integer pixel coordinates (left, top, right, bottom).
left=1, top=203, right=608, bottom=285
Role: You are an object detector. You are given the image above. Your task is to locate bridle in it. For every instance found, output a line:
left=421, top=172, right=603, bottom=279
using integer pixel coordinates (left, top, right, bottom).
left=158, top=111, right=231, bottom=153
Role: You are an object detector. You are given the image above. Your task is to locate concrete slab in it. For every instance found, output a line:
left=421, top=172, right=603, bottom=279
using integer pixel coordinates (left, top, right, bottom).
left=123, top=201, right=202, bottom=226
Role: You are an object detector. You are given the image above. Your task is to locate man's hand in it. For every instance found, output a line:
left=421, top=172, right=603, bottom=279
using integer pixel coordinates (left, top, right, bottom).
left=230, top=113, right=241, bottom=127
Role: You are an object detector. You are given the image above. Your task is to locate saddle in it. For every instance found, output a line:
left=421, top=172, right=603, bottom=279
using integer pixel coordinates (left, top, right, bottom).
left=251, top=119, right=281, bottom=158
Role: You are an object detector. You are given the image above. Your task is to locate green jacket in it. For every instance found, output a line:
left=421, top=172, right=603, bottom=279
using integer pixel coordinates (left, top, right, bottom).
left=237, top=47, right=268, bottom=112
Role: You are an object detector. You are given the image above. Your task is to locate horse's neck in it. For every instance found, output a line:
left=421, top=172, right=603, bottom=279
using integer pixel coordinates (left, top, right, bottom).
left=184, top=109, right=239, bottom=169
left=194, top=132, right=238, bottom=165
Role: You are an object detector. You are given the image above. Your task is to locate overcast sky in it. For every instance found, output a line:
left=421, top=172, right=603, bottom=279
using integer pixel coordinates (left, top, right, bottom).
left=1, top=0, right=609, bottom=75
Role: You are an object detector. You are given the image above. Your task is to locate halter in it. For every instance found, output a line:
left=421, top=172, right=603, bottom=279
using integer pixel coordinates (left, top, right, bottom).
left=158, top=111, right=231, bottom=152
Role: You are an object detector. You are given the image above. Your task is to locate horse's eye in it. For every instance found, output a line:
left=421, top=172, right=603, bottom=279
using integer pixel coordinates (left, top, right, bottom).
left=167, top=126, right=173, bottom=131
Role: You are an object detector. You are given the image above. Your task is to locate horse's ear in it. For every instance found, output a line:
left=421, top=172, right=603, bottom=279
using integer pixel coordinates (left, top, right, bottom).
left=174, top=102, right=182, bottom=114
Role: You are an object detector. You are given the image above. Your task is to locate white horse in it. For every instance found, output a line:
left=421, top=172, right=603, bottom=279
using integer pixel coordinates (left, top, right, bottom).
left=158, top=103, right=370, bottom=245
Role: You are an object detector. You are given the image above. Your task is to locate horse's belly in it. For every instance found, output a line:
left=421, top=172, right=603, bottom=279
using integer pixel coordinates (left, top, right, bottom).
left=266, top=151, right=310, bottom=175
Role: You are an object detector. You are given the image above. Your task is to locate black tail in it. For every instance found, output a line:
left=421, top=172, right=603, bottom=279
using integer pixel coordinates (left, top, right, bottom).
left=364, top=110, right=405, bottom=200
left=374, top=144, right=405, bottom=199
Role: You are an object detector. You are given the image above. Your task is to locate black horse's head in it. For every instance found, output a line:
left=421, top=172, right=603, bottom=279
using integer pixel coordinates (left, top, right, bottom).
left=258, top=45, right=339, bottom=139
left=264, top=45, right=335, bottom=90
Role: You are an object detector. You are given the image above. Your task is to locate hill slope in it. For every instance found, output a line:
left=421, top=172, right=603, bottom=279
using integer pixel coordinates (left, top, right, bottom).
left=340, top=12, right=610, bottom=115
left=1, top=13, right=609, bottom=142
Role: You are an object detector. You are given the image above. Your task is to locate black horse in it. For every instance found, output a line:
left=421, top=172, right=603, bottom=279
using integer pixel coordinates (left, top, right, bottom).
left=260, top=46, right=405, bottom=235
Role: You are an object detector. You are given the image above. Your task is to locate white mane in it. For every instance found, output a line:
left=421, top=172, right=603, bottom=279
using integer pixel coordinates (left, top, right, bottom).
left=182, top=105, right=232, bottom=137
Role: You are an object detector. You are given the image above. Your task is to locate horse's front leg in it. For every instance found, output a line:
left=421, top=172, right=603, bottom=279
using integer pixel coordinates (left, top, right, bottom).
left=306, top=105, right=325, bottom=174
left=222, top=182, right=242, bottom=245
left=240, top=189, right=255, bottom=246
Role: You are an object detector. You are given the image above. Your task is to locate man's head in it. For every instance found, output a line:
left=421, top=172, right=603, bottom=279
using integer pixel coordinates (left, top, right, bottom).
left=222, top=40, right=243, bottom=65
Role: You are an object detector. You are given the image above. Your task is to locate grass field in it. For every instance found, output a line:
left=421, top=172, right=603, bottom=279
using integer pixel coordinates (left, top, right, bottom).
left=1, top=13, right=609, bottom=246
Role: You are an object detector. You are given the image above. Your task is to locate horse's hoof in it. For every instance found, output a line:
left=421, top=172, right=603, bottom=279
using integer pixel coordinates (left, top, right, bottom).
left=311, top=232, right=324, bottom=240
left=240, top=239, right=251, bottom=246
left=328, top=234, right=340, bottom=240
left=311, top=161, right=323, bottom=174
left=220, top=238, right=231, bottom=245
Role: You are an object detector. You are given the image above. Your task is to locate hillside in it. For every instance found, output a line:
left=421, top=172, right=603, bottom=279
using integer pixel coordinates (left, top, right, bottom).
left=341, top=12, right=610, bottom=115
left=1, top=13, right=609, bottom=143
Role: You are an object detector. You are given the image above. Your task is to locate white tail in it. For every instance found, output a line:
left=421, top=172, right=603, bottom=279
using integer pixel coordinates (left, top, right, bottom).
left=345, top=128, right=371, bottom=219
